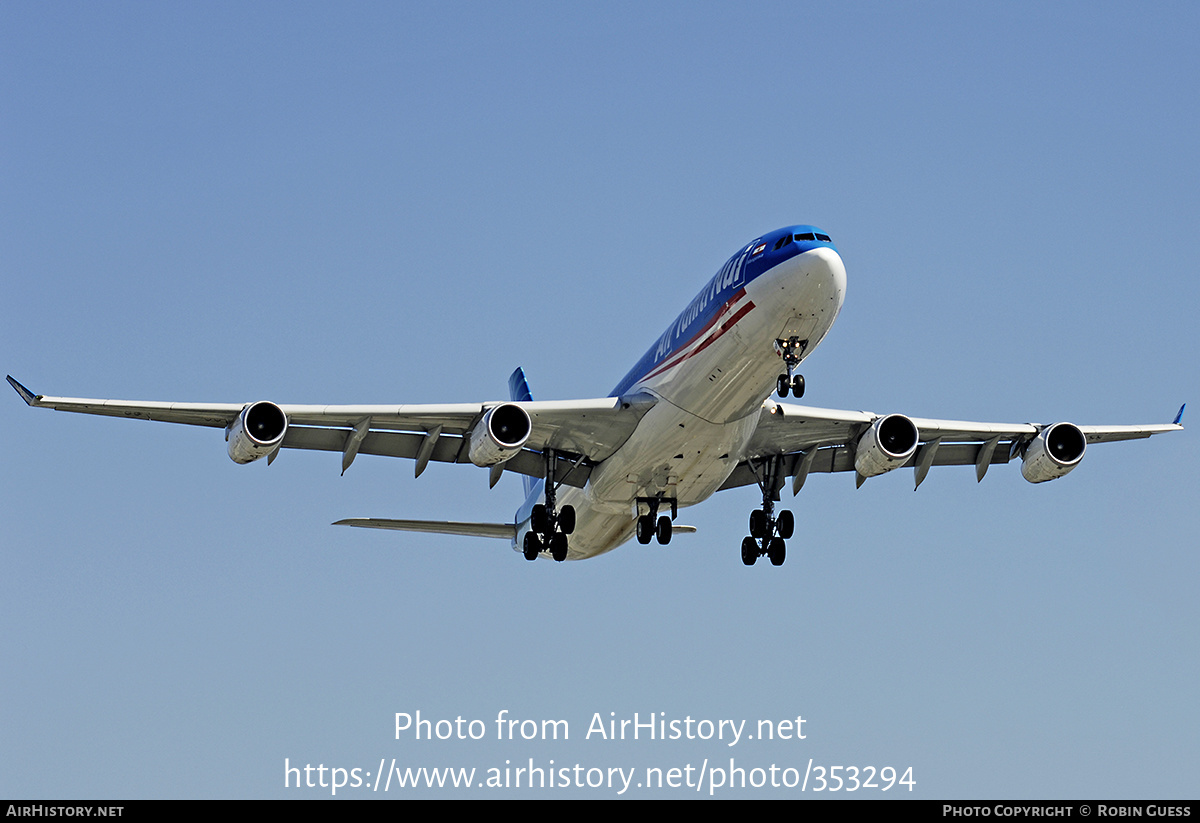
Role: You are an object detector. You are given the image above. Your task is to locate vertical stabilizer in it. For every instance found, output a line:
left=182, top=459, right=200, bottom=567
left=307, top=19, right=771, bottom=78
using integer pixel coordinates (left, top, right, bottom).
left=508, top=367, right=536, bottom=498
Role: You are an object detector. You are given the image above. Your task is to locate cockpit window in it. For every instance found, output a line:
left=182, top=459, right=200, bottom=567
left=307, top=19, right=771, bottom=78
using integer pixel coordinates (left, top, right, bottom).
left=771, top=230, right=833, bottom=249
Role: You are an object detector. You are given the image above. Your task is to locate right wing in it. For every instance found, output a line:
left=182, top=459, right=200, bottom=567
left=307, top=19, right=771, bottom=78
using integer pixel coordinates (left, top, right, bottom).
left=719, top=399, right=1185, bottom=493
left=7, top=375, right=656, bottom=487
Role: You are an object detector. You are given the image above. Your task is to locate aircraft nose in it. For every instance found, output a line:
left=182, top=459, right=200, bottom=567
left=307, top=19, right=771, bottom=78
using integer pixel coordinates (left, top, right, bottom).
left=806, top=245, right=847, bottom=306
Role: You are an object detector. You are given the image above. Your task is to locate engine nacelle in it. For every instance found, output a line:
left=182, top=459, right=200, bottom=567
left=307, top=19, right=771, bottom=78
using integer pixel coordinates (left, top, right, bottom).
left=468, top=403, right=532, bottom=467
left=227, top=401, right=288, bottom=464
left=855, top=413, right=920, bottom=477
left=1021, top=422, right=1086, bottom=483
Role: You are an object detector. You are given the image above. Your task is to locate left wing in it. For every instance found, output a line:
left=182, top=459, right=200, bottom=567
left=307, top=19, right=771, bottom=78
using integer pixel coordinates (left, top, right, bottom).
left=721, top=400, right=1185, bottom=494
left=6, top=376, right=656, bottom=487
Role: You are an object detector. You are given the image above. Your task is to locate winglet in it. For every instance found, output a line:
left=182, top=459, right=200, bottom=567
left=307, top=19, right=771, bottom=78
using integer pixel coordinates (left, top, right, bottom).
left=1173, top=403, right=1186, bottom=426
left=7, top=375, right=39, bottom=406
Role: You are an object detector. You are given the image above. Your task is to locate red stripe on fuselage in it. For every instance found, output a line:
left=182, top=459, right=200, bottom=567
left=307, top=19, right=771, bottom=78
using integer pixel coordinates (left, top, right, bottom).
left=639, top=289, right=756, bottom=384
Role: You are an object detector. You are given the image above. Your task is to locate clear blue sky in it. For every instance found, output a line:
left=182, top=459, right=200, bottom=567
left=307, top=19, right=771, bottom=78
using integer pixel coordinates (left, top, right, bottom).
left=3, top=2, right=1196, bottom=798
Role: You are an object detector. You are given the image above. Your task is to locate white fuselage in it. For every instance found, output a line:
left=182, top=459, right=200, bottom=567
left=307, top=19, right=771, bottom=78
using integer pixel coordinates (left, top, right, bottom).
left=517, top=244, right=847, bottom=559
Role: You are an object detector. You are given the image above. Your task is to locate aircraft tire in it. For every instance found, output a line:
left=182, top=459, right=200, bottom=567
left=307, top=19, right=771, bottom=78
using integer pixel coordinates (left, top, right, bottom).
left=749, top=509, right=767, bottom=538
left=777, top=375, right=790, bottom=397
left=523, top=532, right=540, bottom=561
left=636, top=515, right=654, bottom=544
left=558, top=505, right=576, bottom=535
left=741, top=536, right=758, bottom=566
left=656, top=515, right=672, bottom=545
left=531, top=504, right=548, bottom=535
left=768, top=536, right=786, bottom=566
left=791, top=374, right=805, bottom=398
left=776, top=510, right=794, bottom=540
left=550, top=532, right=568, bottom=562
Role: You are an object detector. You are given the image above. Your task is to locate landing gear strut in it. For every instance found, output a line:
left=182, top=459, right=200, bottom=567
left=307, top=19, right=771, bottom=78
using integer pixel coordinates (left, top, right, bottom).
left=635, top=495, right=676, bottom=546
left=741, top=455, right=792, bottom=566
left=524, top=449, right=576, bottom=562
left=774, top=336, right=807, bottom=398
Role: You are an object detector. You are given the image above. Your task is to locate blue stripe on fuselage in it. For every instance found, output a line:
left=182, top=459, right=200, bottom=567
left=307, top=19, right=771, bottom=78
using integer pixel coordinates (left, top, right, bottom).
left=610, top=226, right=837, bottom=396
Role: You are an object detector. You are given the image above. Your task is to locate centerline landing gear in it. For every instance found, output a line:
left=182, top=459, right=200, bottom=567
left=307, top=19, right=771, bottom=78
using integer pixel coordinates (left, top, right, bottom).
left=522, top=449, right=576, bottom=562
left=774, top=336, right=807, bottom=398
left=741, top=455, right=793, bottom=567
left=635, top=495, right=676, bottom=545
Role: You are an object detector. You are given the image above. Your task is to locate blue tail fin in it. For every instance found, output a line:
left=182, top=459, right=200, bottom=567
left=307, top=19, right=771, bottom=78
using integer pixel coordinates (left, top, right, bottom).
left=508, top=367, right=533, bottom=403
left=509, top=368, right=536, bottom=498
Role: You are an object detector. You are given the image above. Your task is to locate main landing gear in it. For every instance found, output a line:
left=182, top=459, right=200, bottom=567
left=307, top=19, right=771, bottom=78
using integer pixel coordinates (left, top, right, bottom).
left=522, top=449, right=576, bottom=563
left=774, top=336, right=807, bottom=398
left=635, top=496, right=676, bottom=545
left=523, top=502, right=574, bottom=562
left=741, top=455, right=793, bottom=567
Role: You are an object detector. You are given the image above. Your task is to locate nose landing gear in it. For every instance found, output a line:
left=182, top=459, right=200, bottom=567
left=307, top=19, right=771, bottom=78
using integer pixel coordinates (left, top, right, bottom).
left=774, top=336, right=808, bottom=398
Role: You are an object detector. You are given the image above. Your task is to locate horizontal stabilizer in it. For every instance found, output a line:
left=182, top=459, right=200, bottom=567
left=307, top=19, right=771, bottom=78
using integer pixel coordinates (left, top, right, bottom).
left=332, top=518, right=516, bottom=539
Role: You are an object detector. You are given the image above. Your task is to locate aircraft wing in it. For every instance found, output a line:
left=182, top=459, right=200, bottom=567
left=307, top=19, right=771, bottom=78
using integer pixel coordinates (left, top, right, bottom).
left=721, top=400, right=1185, bottom=493
left=6, top=376, right=656, bottom=488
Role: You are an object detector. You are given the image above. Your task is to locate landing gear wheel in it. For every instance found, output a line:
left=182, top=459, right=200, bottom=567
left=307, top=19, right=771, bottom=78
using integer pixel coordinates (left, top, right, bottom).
left=558, top=505, right=576, bottom=535
left=768, top=536, right=786, bottom=566
left=775, top=337, right=809, bottom=399
left=550, top=532, right=568, bottom=562
left=656, top=515, right=672, bottom=545
left=776, top=510, right=794, bottom=540
left=531, top=504, right=548, bottom=535
left=636, top=515, right=654, bottom=544
left=749, top=509, right=767, bottom=539
left=741, top=536, right=759, bottom=566
left=523, top=532, right=541, bottom=561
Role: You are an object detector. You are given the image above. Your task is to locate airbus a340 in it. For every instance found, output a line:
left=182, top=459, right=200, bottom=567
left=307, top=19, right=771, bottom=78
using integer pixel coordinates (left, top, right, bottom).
left=8, top=226, right=1184, bottom=565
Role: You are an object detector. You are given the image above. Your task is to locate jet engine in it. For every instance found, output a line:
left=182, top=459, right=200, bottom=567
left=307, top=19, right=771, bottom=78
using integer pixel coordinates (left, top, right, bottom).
left=227, top=401, right=288, bottom=464
left=855, top=413, right=920, bottom=477
left=468, top=403, right=532, bottom=467
left=1021, top=422, right=1086, bottom=483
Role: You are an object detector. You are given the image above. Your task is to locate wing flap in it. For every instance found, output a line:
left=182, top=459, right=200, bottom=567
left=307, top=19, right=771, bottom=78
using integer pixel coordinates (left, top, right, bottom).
left=282, top=426, right=592, bottom=487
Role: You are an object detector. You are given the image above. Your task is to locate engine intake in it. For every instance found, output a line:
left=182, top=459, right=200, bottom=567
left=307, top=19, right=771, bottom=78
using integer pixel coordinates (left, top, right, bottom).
left=468, top=403, right=532, bottom=467
left=855, top=414, right=920, bottom=477
left=227, top=401, right=288, bottom=464
left=1021, top=422, right=1086, bottom=483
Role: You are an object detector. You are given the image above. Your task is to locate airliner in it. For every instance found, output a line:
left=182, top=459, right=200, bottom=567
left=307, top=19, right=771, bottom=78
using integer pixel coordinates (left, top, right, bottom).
left=7, top=225, right=1185, bottom=565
